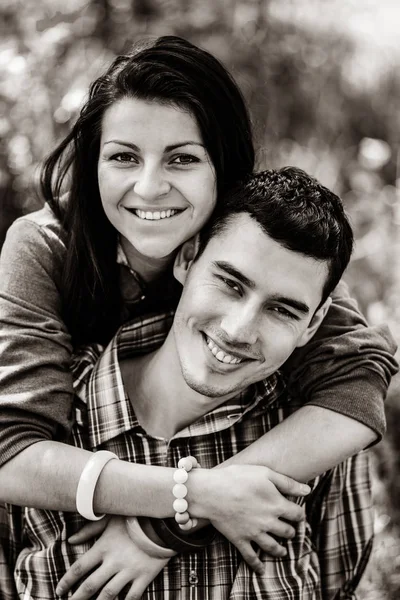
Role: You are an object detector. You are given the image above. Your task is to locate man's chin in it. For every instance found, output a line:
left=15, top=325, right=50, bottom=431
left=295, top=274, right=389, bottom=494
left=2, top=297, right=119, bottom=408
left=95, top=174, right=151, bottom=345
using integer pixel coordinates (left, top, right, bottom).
left=182, top=370, right=236, bottom=399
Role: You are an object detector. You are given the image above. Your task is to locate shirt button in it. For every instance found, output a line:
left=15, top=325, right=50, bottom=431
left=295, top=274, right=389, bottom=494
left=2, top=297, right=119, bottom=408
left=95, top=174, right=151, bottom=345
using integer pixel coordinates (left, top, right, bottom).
left=188, top=570, right=198, bottom=586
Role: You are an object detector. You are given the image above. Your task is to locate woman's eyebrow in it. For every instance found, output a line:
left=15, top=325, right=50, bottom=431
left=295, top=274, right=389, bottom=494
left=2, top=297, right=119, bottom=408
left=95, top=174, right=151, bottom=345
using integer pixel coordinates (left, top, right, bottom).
left=103, top=141, right=205, bottom=152
left=103, top=141, right=139, bottom=149
left=165, top=142, right=205, bottom=151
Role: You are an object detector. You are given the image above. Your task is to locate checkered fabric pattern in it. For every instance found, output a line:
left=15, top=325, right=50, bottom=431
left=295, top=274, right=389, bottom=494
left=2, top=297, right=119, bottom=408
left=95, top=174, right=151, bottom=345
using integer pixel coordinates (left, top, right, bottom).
left=11, top=312, right=373, bottom=599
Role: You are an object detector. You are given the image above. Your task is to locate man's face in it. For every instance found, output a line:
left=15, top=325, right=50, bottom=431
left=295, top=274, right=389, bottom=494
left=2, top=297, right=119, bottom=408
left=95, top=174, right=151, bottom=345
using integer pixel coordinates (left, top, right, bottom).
left=173, top=213, right=330, bottom=399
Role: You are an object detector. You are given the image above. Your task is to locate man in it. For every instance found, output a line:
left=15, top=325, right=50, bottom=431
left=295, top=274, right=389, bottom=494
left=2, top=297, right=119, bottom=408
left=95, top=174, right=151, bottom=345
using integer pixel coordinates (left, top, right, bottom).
left=13, top=167, right=373, bottom=599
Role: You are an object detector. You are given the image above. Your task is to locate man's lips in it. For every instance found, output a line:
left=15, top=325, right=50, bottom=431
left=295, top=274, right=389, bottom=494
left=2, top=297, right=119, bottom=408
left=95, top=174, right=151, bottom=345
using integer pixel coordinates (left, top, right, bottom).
left=204, top=334, right=256, bottom=365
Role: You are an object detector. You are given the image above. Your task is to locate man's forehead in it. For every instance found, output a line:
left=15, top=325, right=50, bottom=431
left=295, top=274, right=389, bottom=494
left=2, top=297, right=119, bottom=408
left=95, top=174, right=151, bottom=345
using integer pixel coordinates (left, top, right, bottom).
left=206, top=212, right=268, bottom=254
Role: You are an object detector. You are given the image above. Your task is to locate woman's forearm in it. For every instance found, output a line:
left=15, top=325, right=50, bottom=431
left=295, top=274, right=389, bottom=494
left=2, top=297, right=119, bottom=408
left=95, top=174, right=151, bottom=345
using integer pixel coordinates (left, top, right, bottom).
left=0, top=407, right=375, bottom=519
left=0, top=441, right=175, bottom=518
left=218, top=405, right=376, bottom=482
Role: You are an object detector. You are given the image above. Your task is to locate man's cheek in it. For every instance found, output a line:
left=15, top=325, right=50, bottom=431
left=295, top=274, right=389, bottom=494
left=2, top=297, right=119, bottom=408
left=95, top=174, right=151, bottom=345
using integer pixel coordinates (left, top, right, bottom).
left=262, top=333, right=299, bottom=370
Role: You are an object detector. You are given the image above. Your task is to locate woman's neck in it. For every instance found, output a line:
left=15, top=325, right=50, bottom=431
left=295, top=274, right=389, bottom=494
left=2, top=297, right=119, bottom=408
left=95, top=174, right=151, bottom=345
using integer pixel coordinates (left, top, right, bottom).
left=120, top=237, right=176, bottom=284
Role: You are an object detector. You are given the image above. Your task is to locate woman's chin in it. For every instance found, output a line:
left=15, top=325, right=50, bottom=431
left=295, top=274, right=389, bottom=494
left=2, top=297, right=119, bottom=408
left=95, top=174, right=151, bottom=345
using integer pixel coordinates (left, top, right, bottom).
left=123, top=239, right=178, bottom=266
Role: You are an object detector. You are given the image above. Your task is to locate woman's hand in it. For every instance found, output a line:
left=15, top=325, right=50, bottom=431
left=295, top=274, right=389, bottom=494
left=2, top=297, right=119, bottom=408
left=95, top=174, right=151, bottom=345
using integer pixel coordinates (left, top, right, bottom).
left=189, top=465, right=310, bottom=574
left=56, top=516, right=170, bottom=600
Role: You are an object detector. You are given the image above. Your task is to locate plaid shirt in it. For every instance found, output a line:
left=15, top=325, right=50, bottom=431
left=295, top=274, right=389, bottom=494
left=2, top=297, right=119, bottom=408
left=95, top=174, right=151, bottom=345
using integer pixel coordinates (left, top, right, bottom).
left=13, top=312, right=373, bottom=600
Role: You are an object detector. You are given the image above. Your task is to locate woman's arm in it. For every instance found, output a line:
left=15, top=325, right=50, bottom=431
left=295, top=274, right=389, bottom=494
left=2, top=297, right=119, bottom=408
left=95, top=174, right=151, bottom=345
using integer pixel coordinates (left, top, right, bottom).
left=215, top=405, right=375, bottom=481
left=0, top=210, right=75, bottom=465
left=282, top=279, right=398, bottom=442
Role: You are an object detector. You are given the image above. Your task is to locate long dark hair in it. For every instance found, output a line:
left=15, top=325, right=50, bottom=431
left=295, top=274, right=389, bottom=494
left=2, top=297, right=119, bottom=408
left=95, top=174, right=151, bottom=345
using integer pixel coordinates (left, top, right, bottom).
left=40, top=35, right=255, bottom=345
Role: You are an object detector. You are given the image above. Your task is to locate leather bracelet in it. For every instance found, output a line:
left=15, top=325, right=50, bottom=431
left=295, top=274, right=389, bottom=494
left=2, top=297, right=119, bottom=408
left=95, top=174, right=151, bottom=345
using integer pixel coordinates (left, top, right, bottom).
left=149, top=517, right=216, bottom=554
left=125, top=517, right=177, bottom=559
left=76, top=450, right=119, bottom=521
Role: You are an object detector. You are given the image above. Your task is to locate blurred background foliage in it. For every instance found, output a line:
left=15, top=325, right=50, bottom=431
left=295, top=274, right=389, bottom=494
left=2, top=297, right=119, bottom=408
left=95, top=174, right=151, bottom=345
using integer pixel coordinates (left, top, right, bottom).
left=1, top=0, right=400, bottom=596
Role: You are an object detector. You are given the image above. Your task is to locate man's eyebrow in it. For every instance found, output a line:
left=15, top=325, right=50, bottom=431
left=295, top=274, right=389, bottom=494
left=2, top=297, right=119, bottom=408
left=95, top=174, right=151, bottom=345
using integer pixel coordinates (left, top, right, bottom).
left=214, top=261, right=310, bottom=314
left=103, top=141, right=205, bottom=151
left=213, top=261, right=255, bottom=289
left=269, top=294, right=310, bottom=315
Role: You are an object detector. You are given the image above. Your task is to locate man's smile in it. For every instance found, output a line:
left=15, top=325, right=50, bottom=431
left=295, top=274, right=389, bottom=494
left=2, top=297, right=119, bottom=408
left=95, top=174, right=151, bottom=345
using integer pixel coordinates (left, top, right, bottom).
left=205, top=335, right=243, bottom=364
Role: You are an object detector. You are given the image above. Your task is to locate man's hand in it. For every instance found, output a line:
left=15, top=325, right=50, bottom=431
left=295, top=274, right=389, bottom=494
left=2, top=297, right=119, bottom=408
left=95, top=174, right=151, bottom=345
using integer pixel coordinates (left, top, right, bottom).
left=67, top=517, right=109, bottom=545
left=190, top=465, right=310, bottom=574
left=56, top=516, right=170, bottom=600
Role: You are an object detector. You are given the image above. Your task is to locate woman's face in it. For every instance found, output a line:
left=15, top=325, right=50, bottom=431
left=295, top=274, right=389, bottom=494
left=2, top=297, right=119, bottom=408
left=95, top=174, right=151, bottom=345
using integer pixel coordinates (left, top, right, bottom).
left=98, top=97, right=217, bottom=262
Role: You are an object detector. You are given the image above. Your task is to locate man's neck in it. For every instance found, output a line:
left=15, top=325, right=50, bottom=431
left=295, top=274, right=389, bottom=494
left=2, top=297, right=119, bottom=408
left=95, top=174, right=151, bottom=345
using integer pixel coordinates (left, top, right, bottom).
left=120, top=333, right=234, bottom=439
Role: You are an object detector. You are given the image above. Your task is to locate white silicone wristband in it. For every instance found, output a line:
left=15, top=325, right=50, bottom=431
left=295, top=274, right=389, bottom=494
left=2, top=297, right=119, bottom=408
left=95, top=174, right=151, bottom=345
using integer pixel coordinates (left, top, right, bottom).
left=125, top=517, right=177, bottom=559
left=76, top=450, right=119, bottom=521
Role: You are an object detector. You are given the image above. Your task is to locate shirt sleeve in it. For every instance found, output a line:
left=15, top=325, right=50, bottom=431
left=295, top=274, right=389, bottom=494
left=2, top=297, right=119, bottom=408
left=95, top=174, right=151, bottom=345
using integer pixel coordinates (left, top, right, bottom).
left=0, top=217, right=74, bottom=467
left=283, top=280, right=398, bottom=441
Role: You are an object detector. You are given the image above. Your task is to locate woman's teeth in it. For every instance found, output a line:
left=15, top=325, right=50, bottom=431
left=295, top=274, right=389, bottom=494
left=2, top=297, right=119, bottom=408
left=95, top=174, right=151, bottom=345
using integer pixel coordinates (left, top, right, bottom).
left=134, top=209, right=180, bottom=220
left=206, top=336, right=243, bottom=365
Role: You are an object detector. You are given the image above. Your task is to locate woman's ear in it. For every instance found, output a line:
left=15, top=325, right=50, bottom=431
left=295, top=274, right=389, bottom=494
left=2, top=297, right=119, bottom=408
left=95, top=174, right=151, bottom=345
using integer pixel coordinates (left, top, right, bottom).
left=173, top=235, right=200, bottom=284
left=296, top=296, right=332, bottom=348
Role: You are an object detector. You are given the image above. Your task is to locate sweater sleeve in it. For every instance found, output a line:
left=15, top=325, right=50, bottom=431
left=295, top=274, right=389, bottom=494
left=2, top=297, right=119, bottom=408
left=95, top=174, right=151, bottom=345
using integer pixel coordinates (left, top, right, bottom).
left=0, top=214, right=74, bottom=467
left=283, top=280, right=398, bottom=441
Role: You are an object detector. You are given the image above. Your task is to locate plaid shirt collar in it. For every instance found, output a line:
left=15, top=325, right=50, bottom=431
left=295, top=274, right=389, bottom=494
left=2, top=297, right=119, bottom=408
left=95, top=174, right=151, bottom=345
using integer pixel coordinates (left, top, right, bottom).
left=83, top=311, right=283, bottom=448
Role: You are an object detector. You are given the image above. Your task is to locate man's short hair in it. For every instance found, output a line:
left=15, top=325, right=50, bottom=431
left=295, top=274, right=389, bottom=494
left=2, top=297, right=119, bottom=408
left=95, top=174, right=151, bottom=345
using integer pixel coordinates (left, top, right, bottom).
left=197, top=167, right=353, bottom=303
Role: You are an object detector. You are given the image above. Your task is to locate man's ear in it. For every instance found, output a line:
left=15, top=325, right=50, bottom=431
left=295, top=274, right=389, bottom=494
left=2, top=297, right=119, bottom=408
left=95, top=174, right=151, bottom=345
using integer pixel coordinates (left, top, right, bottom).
left=296, top=296, right=332, bottom=348
left=173, top=235, right=200, bottom=285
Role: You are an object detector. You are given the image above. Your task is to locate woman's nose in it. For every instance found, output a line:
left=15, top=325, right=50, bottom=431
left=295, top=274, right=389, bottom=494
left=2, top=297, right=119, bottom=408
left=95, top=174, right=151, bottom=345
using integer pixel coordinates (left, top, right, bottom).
left=133, top=164, right=171, bottom=201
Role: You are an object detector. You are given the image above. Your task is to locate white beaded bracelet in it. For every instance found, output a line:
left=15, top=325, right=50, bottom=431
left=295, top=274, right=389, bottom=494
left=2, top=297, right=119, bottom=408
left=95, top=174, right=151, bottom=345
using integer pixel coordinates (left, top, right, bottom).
left=173, top=455, right=200, bottom=530
left=125, top=517, right=177, bottom=559
left=76, top=450, right=119, bottom=521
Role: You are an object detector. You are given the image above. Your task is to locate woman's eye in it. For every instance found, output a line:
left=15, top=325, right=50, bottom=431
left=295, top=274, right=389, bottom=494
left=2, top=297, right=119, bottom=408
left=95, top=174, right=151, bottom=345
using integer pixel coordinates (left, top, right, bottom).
left=111, top=153, right=138, bottom=163
left=171, top=154, right=199, bottom=166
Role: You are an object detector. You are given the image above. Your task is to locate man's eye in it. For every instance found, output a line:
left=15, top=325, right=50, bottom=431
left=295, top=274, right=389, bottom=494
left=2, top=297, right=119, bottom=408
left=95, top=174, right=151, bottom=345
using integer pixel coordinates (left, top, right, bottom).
left=271, top=307, right=298, bottom=320
left=111, top=153, right=138, bottom=163
left=171, top=154, right=199, bottom=165
left=219, top=276, right=242, bottom=294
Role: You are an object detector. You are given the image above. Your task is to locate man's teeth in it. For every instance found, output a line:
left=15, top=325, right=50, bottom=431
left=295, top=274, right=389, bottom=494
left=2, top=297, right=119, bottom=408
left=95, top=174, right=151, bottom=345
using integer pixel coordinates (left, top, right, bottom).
left=134, top=209, right=180, bottom=220
left=206, top=336, right=242, bottom=365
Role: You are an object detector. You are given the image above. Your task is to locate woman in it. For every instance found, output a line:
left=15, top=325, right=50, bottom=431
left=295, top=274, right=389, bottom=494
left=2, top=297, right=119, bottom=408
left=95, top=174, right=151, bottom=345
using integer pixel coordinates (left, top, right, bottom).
left=0, top=35, right=396, bottom=599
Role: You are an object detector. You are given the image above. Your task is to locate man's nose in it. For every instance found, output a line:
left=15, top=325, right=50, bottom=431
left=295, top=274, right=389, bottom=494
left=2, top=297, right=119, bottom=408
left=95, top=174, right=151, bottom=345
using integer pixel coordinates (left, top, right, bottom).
left=133, top=164, right=171, bottom=201
left=219, top=305, right=259, bottom=346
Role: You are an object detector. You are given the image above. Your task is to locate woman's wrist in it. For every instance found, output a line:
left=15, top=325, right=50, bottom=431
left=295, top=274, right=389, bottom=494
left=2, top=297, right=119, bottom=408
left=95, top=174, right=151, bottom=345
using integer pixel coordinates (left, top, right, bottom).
left=185, top=467, right=218, bottom=522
